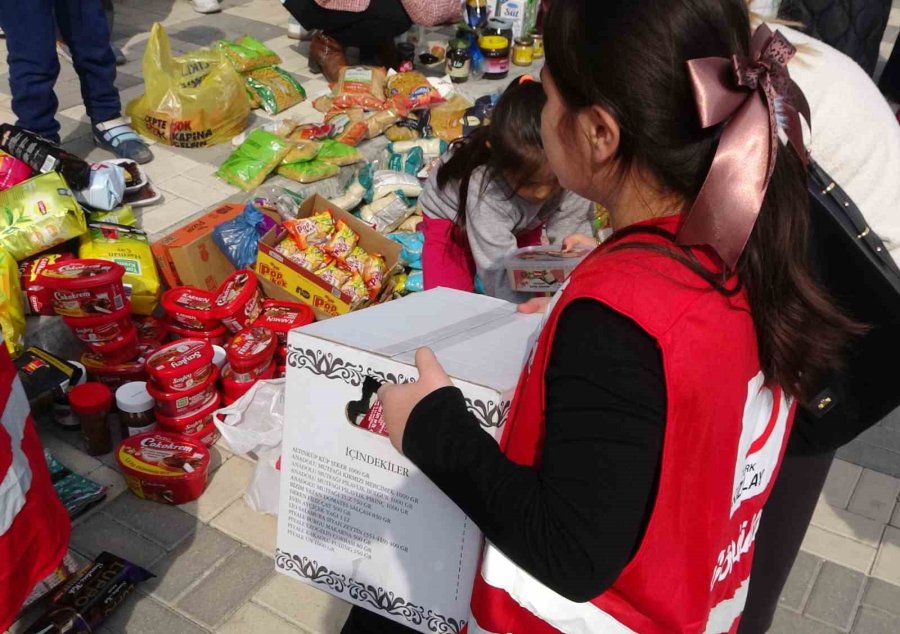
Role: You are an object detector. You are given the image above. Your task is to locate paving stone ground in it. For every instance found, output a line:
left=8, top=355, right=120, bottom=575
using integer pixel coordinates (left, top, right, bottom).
left=2, top=1, right=900, bottom=632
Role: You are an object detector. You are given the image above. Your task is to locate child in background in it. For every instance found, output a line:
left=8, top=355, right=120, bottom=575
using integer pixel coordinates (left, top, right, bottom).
left=419, top=77, right=594, bottom=303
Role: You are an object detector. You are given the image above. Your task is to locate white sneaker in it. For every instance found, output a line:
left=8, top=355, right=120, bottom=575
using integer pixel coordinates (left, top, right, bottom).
left=192, top=0, right=222, bottom=14
left=287, top=16, right=311, bottom=41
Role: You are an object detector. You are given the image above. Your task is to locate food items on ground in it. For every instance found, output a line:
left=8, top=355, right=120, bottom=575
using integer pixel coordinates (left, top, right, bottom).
left=161, top=286, right=220, bottom=330
left=218, top=35, right=282, bottom=72
left=154, top=392, right=222, bottom=446
left=341, top=273, right=369, bottom=305
left=252, top=299, right=314, bottom=343
left=284, top=212, right=335, bottom=249
left=333, top=66, right=387, bottom=111
left=243, top=66, right=306, bottom=114
left=134, top=315, right=166, bottom=345
left=288, top=123, right=333, bottom=142
left=362, top=253, right=388, bottom=299
left=282, top=139, right=320, bottom=163
left=0, top=123, right=91, bottom=188
left=316, top=139, right=363, bottom=166
left=384, top=123, right=421, bottom=142
left=19, top=253, right=75, bottom=316
left=218, top=129, right=292, bottom=191
left=329, top=178, right=367, bottom=211
left=212, top=345, right=227, bottom=369
left=226, top=326, right=277, bottom=373
left=69, top=382, right=114, bottom=456
left=322, top=220, right=359, bottom=260
left=145, top=340, right=214, bottom=392
left=360, top=191, right=416, bottom=234
left=147, top=367, right=219, bottom=417
left=277, top=241, right=331, bottom=272
left=277, top=158, right=340, bottom=184
left=406, top=269, right=424, bottom=292
left=52, top=360, right=87, bottom=431
left=388, top=146, right=425, bottom=175
left=214, top=269, right=263, bottom=333
left=22, top=552, right=153, bottom=634
left=116, top=382, right=157, bottom=438
left=74, top=162, right=126, bottom=211
left=0, top=248, right=25, bottom=357
left=427, top=94, right=472, bottom=142
left=0, top=150, right=33, bottom=191
left=479, top=34, right=511, bottom=80
left=78, top=222, right=161, bottom=315
left=512, top=36, right=534, bottom=66
left=44, top=450, right=106, bottom=518
left=325, top=110, right=369, bottom=147
left=396, top=211, right=423, bottom=233
left=0, top=172, right=88, bottom=260
left=343, top=246, right=369, bottom=275
left=80, top=351, right=147, bottom=389
left=122, top=180, right=162, bottom=208
left=163, top=318, right=229, bottom=347
left=117, top=431, right=211, bottom=504
left=389, top=138, right=448, bottom=158
left=85, top=326, right=139, bottom=364
left=371, top=170, right=423, bottom=200
left=365, top=109, right=400, bottom=139
left=62, top=305, right=132, bottom=345
left=387, top=71, right=444, bottom=113
left=221, top=361, right=275, bottom=404
left=88, top=204, right=137, bottom=226
left=106, top=158, right=147, bottom=192
left=315, top=262, right=352, bottom=289
left=40, top=259, right=127, bottom=318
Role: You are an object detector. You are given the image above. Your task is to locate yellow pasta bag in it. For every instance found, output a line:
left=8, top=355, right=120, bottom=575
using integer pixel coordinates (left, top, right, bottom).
left=0, top=248, right=25, bottom=358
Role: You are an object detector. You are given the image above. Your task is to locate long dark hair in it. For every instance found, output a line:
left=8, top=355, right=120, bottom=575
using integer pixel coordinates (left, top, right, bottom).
left=436, top=79, right=547, bottom=239
left=544, top=0, right=861, bottom=400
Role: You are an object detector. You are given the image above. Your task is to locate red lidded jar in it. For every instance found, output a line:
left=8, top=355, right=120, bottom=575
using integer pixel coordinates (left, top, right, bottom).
left=154, top=392, right=222, bottom=446
left=117, top=432, right=210, bottom=504
left=69, top=382, right=113, bottom=455
left=146, top=340, right=214, bottom=392
left=221, top=360, right=276, bottom=402
left=226, top=326, right=277, bottom=373
left=147, top=366, right=219, bottom=418
left=40, top=259, right=127, bottom=318
left=62, top=304, right=132, bottom=345
left=161, top=287, right=220, bottom=331
left=134, top=315, right=166, bottom=344
left=252, top=299, right=314, bottom=344
left=164, top=317, right=228, bottom=347
left=214, top=270, right=262, bottom=333
left=86, top=325, right=139, bottom=364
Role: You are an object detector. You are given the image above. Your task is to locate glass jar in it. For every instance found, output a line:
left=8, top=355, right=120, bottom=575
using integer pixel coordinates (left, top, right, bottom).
left=479, top=35, right=511, bottom=80
left=116, top=381, right=157, bottom=439
left=69, top=382, right=113, bottom=456
left=53, top=360, right=87, bottom=431
left=531, top=32, right=544, bottom=59
left=512, top=36, right=535, bottom=67
left=447, top=39, right=471, bottom=83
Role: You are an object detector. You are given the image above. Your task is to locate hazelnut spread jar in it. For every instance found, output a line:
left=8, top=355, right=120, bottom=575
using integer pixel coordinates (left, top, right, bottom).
left=116, top=382, right=156, bottom=438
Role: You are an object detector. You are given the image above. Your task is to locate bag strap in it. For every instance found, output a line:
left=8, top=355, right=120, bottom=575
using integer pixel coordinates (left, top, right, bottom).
left=809, top=159, right=900, bottom=278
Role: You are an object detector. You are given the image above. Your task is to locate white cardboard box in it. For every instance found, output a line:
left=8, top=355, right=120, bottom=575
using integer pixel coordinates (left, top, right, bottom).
left=276, top=288, right=542, bottom=633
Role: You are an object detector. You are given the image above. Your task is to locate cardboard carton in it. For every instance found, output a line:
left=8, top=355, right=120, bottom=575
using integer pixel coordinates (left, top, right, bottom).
left=277, top=288, right=541, bottom=633
left=255, top=195, right=401, bottom=318
left=150, top=203, right=245, bottom=291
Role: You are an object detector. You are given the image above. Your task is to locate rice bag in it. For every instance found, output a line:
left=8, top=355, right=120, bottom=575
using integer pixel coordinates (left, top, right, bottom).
left=396, top=211, right=423, bottom=233
left=282, top=139, right=320, bottom=163
left=388, top=146, right=425, bottom=176
left=284, top=212, right=335, bottom=249
left=0, top=248, right=25, bottom=357
left=385, top=123, right=421, bottom=142
left=365, top=109, right=400, bottom=139
left=243, top=66, right=307, bottom=115
left=317, top=139, right=363, bottom=166
left=78, top=223, right=161, bottom=315
left=333, top=66, right=387, bottom=111
left=343, top=246, right=369, bottom=274
left=0, top=172, right=87, bottom=261
left=277, top=159, right=340, bottom=184
left=406, top=269, right=424, bottom=293
left=362, top=253, right=387, bottom=299
left=288, top=123, right=334, bottom=142
left=388, top=230, right=424, bottom=269
left=387, top=71, right=444, bottom=114
left=342, top=273, right=369, bottom=305
left=372, top=170, right=423, bottom=200
left=218, top=35, right=281, bottom=72
left=0, top=151, right=33, bottom=191
left=218, top=129, right=291, bottom=191
left=315, top=262, right=352, bottom=288
left=359, top=191, right=415, bottom=234
left=74, top=162, right=126, bottom=211
left=389, top=138, right=448, bottom=158
left=322, top=220, right=359, bottom=260
left=329, top=178, right=367, bottom=211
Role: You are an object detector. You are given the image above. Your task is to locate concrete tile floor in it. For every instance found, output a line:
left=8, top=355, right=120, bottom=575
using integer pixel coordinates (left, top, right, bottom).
left=2, top=1, right=899, bottom=632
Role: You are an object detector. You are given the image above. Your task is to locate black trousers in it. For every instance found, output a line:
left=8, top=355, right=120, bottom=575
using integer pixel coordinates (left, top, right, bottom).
left=738, top=450, right=836, bottom=633
left=282, top=0, right=412, bottom=48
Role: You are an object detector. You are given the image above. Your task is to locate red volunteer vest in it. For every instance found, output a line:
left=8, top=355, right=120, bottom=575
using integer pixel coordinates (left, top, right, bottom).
left=0, top=338, right=71, bottom=631
left=468, top=217, right=795, bottom=634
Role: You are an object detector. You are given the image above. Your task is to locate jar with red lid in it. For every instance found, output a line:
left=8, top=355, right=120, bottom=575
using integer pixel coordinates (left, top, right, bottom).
left=69, top=382, right=113, bottom=455
left=154, top=392, right=222, bottom=446
left=81, top=351, right=147, bottom=389
left=117, top=432, right=210, bottom=504
left=214, top=270, right=263, bottom=333
left=222, top=360, right=276, bottom=403
left=40, top=259, right=128, bottom=318
left=19, top=252, right=75, bottom=315
left=253, top=299, right=314, bottom=344
left=226, top=326, right=276, bottom=373
left=147, top=367, right=219, bottom=417
left=164, top=317, right=228, bottom=347
left=161, top=287, right=220, bottom=331
left=63, top=305, right=132, bottom=345
left=86, top=325, right=139, bottom=364
left=134, top=315, right=166, bottom=344
left=146, top=340, right=214, bottom=392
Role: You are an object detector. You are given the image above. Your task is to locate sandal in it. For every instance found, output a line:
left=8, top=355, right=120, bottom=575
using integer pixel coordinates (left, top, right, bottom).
left=92, top=118, right=153, bottom=165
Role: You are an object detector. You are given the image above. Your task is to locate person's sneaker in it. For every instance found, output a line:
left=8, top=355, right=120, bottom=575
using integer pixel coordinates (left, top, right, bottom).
left=192, top=0, right=222, bottom=13
left=93, top=118, right=153, bottom=164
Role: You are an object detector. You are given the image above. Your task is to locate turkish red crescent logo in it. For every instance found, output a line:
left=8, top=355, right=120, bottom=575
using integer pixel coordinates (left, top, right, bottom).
left=746, top=386, right=782, bottom=456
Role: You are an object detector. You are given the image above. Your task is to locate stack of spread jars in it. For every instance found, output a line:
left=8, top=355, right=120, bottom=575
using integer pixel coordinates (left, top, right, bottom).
left=222, top=326, right=277, bottom=405
left=40, top=259, right=151, bottom=388
left=145, top=340, right=221, bottom=446
left=252, top=299, right=314, bottom=377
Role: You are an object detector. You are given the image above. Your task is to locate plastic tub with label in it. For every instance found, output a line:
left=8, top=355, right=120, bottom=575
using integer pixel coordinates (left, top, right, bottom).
left=505, top=246, right=589, bottom=293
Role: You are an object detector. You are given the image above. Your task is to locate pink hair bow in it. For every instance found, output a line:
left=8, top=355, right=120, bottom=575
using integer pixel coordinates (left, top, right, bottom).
left=677, top=25, right=810, bottom=268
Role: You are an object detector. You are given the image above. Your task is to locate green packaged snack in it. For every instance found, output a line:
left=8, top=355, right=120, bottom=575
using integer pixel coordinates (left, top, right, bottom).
left=218, top=129, right=291, bottom=191
left=244, top=66, right=307, bottom=115
left=88, top=204, right=137, bottom=227
left=317, top=139, right=363, bottom=167
left=282, top=139, right=320, bottom=164
left=277, top=159, right=340, bottom=184
left=218, top=35, right=281, bottom=72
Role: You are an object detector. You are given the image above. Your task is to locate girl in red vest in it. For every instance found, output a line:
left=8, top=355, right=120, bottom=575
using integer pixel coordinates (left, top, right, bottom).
left=344, top=0, right=861, bottom=632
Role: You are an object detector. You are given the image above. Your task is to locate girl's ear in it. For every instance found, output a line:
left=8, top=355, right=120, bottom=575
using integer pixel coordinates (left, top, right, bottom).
left=578, top=105, right=620, bottom=166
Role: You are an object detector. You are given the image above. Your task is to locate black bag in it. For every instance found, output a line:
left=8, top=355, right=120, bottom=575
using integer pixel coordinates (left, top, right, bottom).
left=789, top=160, right=900, bottom=454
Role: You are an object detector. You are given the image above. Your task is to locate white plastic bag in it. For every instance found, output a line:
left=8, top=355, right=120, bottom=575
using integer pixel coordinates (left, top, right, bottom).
left=214, top=379, right=285, bottom=515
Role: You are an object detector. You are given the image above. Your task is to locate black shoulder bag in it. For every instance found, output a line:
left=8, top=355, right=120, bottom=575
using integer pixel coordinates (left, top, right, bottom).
left=790, top=160, right=900, bottom=454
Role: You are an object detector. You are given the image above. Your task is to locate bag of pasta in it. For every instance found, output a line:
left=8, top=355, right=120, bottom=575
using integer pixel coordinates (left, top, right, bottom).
left=218, top=129, right=291, bottom=191
left=333, top=66, right=387, bottom=110
left=218, top=35, right=281, bottom=72
left=128, top=23, right=251, bottom=148
left=243, top=66, right=306, bottom=115
left=0, top=247, right=25, bottom=358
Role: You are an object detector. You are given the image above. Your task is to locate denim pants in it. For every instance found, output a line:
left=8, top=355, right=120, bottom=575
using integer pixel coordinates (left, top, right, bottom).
left=0, top=0, right=120, bottom=142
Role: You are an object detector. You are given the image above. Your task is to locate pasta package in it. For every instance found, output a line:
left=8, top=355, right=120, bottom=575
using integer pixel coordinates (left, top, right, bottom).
left=218, top=129, right=291, bottom=191
left=219, top=35, right=281, bottom=72
left=0, top=172, right=87, bottom=261
left=282, top=139, right=320, bottom=163
left=277, top=159, right=340, bottom=184
left=387, top=71, right=444, bottom=114
left=333, top=66, right=387, bottom=111
left=365, top=109, right=400, bottom=139
left=243, top=66, right=307, bottom=114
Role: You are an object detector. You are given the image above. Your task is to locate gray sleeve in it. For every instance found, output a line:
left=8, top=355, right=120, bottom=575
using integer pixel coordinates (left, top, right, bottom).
left=419, top=155, right=458, bottom=222
left=544, top=192, right=596, bottom=244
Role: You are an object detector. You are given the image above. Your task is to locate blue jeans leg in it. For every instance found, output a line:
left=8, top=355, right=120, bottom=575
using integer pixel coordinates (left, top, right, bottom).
left=55, top=0, right=121, bottom=124
left=0, top=0, right=62, bottom=140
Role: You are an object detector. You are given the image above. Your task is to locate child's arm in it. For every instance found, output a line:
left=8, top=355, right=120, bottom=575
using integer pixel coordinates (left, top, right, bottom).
left=544, top=191, right=596, bottom=245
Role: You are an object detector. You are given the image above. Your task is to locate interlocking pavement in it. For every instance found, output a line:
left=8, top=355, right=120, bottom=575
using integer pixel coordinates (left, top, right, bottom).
left=1, top=1, right=899, bottom=632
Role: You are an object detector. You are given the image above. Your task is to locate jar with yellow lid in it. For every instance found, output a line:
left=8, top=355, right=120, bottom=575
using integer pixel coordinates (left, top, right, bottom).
left=512, top=36, right=534, bottom=67
left=479, top=34, right=510, bottom=80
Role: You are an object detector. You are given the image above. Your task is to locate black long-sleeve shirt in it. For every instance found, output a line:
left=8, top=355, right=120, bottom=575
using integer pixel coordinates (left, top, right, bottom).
left=403, top=299, right=667, bottom=602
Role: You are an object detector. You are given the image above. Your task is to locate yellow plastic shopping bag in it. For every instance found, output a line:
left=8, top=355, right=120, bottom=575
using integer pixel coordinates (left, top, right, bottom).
left=127, top=23, right=251, bottom=148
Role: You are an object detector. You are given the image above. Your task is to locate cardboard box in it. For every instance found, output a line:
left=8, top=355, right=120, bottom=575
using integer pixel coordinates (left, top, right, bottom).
left=255, top=195, right=401, bottom=319
left=277, top=288, right=541, bottom=633
left=151, top=203, right=245, bottom=291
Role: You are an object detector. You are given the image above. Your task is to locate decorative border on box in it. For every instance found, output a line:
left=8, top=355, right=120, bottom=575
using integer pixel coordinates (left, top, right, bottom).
left=276, top=549, right=464, bottom=634
left=287, top=346, right=510, bottom=429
